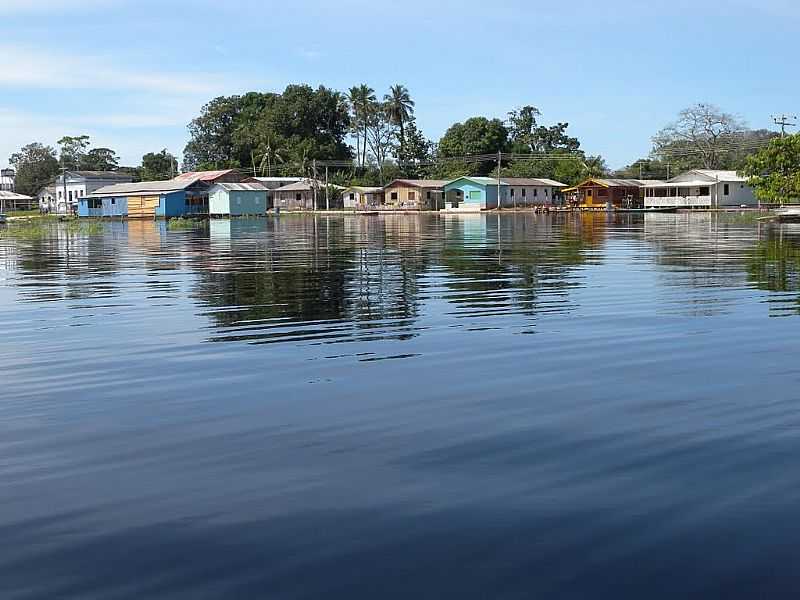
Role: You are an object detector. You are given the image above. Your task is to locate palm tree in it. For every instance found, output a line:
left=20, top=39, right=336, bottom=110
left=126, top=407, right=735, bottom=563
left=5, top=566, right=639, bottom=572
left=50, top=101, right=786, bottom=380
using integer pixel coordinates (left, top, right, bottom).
left=348, top=84, right=376, bottom=168
left=384, top=85, right=415, bottom=162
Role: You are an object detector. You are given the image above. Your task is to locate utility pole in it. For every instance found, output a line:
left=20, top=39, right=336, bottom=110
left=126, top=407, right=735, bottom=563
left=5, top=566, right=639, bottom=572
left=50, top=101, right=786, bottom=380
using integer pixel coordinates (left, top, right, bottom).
left=61, top=167, right=67, bottom=215
left=312, top=159, right=318, bottom=211
left=772, top=114, right=797, bottom=138
left=496, top=150, right=502, bottom=210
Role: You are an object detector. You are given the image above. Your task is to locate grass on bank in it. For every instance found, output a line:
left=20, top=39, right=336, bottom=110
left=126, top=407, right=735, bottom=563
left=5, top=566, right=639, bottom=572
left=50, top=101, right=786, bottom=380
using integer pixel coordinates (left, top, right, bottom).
left=167, top=217, right=205, bottom=231
left=0, top=218, right=104, bottom=239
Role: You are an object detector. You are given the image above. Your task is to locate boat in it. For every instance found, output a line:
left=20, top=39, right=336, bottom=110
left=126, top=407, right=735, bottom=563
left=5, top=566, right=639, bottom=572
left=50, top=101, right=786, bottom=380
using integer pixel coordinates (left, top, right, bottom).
left=763, top=206, right=800, bottom=222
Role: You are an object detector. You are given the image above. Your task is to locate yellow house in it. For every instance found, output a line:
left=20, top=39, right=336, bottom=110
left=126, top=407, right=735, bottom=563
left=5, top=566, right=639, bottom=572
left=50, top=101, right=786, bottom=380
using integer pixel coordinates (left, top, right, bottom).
left=383, top=179, right=447, bottom=210
left=562, top=178, right=651, bottom=209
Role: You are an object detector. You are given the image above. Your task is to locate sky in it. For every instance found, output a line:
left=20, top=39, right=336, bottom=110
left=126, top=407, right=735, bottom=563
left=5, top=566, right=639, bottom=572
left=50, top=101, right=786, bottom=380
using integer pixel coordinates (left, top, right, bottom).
left=0, top=0, right=797, bottom=170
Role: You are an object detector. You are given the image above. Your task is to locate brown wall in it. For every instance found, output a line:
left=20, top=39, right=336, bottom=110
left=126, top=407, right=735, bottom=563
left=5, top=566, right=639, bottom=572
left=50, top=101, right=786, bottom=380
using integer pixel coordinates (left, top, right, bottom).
left=127, top=195, right=159, bottom=218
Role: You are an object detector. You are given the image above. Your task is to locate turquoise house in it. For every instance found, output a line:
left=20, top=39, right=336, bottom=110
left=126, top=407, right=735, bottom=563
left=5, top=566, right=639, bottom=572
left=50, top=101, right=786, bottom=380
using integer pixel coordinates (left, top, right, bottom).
left=443, top=177, right=509, bottom=211
left=208, top=183, right=268, bottom=216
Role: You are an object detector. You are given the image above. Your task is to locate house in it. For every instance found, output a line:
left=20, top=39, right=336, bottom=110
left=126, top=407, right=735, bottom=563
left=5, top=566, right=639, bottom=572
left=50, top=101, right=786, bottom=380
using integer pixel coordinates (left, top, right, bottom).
left=443, top=177, right=508, bottom=211
left=0, top=168, right=15, bottom=192
left=383, top=179, right=447, bottom=210
left=272, top=179, right=335, bottom=210
left=0, top=190, right=34, bottom=211
left=644, top=170, right=757, bottom=209
left=502, top=178, right=567, bottom=206
left=245, top=177, right=303, bottom=209
left=562, top=178, right=655, bottom=209
left=342, top=186, right=384, bottom=209
left=50, top=171, right=134, bottom=214
left=79, top=179, right=209, bottom=219
left=209, top=183, right=268, bottom=216
left=37, top=185, right=57, bottom=212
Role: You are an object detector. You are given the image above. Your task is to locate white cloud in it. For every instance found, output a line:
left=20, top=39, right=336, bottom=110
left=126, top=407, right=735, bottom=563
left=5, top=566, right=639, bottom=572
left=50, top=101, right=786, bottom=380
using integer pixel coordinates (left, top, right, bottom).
left=0, top=45, right=228, bottom=96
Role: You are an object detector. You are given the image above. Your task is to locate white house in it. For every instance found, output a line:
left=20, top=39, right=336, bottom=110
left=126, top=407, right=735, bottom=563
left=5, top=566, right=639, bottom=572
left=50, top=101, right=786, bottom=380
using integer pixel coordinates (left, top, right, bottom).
left=644, top=170, right=757, bottom=209
left=44, top=170, right=133, bottom=214
left=342, top=186, right=384, bottom=209
left=502, top=178, right=567, bottom=207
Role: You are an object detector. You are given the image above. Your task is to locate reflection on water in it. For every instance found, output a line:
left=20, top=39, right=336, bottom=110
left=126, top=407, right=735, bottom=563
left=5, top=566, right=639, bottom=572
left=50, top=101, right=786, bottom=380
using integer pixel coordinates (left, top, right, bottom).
left=3, top=213, right=800, bottom=598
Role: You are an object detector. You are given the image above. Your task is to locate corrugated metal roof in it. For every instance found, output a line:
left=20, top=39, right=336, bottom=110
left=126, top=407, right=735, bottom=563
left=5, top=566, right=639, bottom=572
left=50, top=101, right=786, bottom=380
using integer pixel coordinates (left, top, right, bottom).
left=173, top=169, right=236, bottom=183
left=88, top=180, right=197, bottom=197
left=501, top=177, right=567, bottom=187
left=211, top=183, right=267, bottom=192
left=0, top=190, right=32, bottom=200
left=343, top=186, right=383, bottom=193
left=65, top=170, right=133, bottom=180
left=385, top=179, right=449, bottom=189
left=274, top=179, right=344, bottom=192
left=690, top=169, right=746, bottom=182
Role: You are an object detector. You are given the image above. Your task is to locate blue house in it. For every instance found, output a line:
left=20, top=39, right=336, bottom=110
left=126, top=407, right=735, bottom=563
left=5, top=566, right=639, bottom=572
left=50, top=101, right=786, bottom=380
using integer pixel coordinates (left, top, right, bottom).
left=79, top=180, right=209, bottom=219
left=443, top=177, right=509, bottom=211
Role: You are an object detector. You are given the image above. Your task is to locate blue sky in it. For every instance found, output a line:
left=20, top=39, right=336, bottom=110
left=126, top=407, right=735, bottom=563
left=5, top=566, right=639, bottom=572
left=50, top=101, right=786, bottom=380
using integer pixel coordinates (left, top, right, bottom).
left=0, top=0, right=796, bottom=170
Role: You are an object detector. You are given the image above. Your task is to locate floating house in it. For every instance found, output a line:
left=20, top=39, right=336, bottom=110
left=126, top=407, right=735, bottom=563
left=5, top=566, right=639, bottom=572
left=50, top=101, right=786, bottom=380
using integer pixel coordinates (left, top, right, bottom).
left=644, top=170, right=756, bottom=209
left=271, top=179, right=343, bottom=210
left=383, top=179, right=447, bottom=210
left=342, top=186, right=384, bottom=209
left=562, top=178, right=655, bottom=209
left=0, top=190, right=34, bottom=211
left=502, top=178, right=567, bottom=206
left=48, top=170, right=134, bottom=214
left=443, top=177, right=508, bottom=211
left=209, top=182, right=268, bottom=216
left=245, top=177, right=303, bottom=209
left=79, top=179, right=209, bottom=218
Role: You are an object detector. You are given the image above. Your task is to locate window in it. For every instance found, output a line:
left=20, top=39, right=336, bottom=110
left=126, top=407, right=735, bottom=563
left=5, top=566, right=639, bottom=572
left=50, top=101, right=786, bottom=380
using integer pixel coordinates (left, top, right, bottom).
left=408, top=191, right=416, bottom=201
left=111, top=198, right=116, bottom=205
left=58, top=190, right=62, bottom=199
left=510, top=188, right=515, bottom=198
left=522, top=188, right=526, bottom=197
left=296, top=193, right=302, bottom=201
left=391, top=191, right=398, bottom=200
left=349, top=193, right=355, bottom=200
left=68, top=191, right=73, bottom=201
left=724, top=184, right=730, bottom=196
left=533, top=188, right=538, bottom=197
left=545, top=189, right=548, bottom=197
left=426, top=191, right=431, bottom=199
left=597, top=188, right=608, bottom=197
left=88, top=198, right=102, bottom=209
left=699, top=186, right=710, bottom=196
left=469, top=190, right=481, bottom=200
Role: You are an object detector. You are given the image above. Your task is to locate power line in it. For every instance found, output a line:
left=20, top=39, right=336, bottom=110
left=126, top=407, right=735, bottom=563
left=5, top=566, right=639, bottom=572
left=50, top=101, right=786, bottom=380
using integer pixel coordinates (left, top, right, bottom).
left=772, top=113, right=797, bottom=138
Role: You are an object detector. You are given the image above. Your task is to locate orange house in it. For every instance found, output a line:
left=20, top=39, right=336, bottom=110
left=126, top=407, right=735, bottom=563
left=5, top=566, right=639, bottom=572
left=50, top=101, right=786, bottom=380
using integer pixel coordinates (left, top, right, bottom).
left=563, top=178, right=651, bottom=209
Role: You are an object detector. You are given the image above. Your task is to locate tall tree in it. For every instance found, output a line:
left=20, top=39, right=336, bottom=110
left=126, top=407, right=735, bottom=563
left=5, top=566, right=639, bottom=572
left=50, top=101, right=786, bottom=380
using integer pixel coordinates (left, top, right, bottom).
left=347, top=84, right=376, bottom=168
left=438, top=117, right=509, bottom=175
left=80, top=147, right=119, bottom=171
left=141, top=149, right=178, bottom=180
left=652, top=103, right=747, bottom=170
left=384, top=84, right=415, bottom=161
left=9, top=142, right=60, bottom=196
left=507, top=105, right=580, bottom=154
left=57, top=135, right=91, bottom=170
left=741, top=134, right=800, bottom=204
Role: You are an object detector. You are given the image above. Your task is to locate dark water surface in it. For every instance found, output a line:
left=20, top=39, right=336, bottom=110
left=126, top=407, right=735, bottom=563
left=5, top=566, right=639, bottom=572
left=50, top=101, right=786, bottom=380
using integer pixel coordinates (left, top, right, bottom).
left=3, top=212, right=800, bottom=598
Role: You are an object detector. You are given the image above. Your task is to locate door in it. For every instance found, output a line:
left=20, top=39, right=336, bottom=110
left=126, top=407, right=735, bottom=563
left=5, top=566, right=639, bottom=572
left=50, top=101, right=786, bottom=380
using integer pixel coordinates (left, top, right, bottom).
left=585, top=189, right=593, bottom=205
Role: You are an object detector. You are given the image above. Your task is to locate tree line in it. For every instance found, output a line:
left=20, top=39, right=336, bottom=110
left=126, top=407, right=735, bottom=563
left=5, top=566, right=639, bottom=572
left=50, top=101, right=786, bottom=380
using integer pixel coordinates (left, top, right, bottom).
left=9, top=137, right=179, bottom=197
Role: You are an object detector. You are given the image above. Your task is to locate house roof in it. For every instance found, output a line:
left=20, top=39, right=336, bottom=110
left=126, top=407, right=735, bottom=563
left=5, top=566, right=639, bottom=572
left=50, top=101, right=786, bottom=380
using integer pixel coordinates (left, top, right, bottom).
left=59, top=171, right=133, bottom=182
left=444, top=176, right=506, bottom=188
left=210, top=183, right=267, bottom=192
left=343, top=186, right=383, bottom=193
left=274, top=179, right=343, bottom=192
left=88, top=180, right=199, bottom=198
left=688, top=169, right=747, bottom=182
left=385, top=179, right=449, bottom=189
left=0, top=190, right=32, bottom=200
left=173, top=169, right=237, bottom=183
left=500, top=177, right=567, bottom=187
